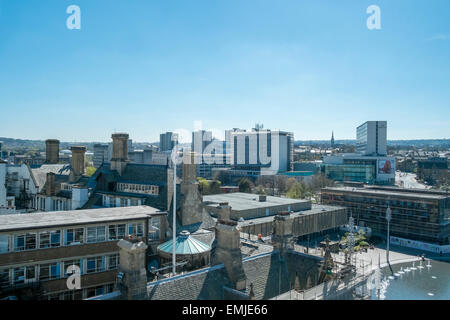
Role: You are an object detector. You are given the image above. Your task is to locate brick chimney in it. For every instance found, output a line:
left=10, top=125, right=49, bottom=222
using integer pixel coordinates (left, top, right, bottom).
left=45, top=172, right=56, bottom=196
left=272, top=211, right=294, bottom=254
left=45, top=139, right=59, bottom=164
left=70, top=146, right=86, bottom=182
left=110, top=133, right=129, bottom=175
left=117, top=238, right=148, bottom=300
left=212, top=203, right=247, bottom=291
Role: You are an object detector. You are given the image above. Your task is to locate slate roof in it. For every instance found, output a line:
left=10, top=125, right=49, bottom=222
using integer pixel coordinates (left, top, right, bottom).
left=146, top=250, right=323, bottom=300
left=31, top=164, right=71, bottom=191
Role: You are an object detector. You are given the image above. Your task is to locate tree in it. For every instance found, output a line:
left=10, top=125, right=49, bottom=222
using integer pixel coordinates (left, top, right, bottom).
left=238, top=178, right=254, bottom=193
left=86, top=166, right=96, bottom=177
left=286, top=181, right=309, bottom=199
left=209, top=179, right=222, bottom=194
left=197, top=177, right=210, bottom=195
left=254, top=185, right=267, bottom=195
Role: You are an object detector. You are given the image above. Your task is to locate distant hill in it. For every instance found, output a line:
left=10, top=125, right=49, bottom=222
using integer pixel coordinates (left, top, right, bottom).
left=294, top=139, right=450, bottom=148
left=0, top=137, right=156, bottom=152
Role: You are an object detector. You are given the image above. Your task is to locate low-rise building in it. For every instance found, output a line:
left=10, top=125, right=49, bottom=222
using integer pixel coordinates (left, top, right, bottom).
left=0, top=206, right=166, bottom=300
left=203, top=192, right=311, bottom=220
left=321, top=186, right=450, bottom=246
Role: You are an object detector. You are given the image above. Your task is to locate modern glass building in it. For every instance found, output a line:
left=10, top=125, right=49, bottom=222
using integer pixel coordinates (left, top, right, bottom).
left=321, top=154, right=395, bottom=185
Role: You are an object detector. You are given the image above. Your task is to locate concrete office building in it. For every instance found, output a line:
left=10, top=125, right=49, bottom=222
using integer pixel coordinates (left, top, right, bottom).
left=230, top=128, right=294, bottom=176
left=356, top=121, right=387, bottom=156
left=203, top=193, right=310, bottom=221
left=93, top=144, right=109, bottom=168
left=417, top=157, right=449, bottom=185
left=0, top=206, right=167, bottom=300
left=322, top=121, right=394, bottom=185
left=159, top=132, right=178, bottom=152
left=321, top=186, right=450, bottom=246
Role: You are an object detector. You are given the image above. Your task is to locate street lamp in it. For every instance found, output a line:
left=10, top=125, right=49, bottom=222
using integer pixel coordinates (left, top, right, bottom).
left=386, top=206, right=392, bottom=264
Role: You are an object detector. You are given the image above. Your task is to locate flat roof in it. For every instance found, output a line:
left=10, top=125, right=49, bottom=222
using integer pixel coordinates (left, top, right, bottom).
left=237, top=204, right=346, bottom=227
left=203, top=193, right=308, bottom=211
left=0, top=206, right=162, bottom=233
left=322, top=187, right=448, bottom=200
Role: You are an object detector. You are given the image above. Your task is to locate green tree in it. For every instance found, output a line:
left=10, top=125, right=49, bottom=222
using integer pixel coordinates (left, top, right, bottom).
left=238, top=178, right=254, bottom=193
left=209, top=179, right=222, bottom=194
left=197, top=177, right=210, bottom=195
left=86, top=166, right=96, bottom=177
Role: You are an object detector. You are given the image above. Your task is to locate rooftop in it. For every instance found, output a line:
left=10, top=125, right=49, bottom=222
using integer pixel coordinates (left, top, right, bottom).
left=323, top=186, right=449, bottom=200
left=203, top=193, right=308, bottom=211
left=237, top=204, right=346, bottom=227
left=157, top=231, right=211, bottom=255
left=0, top=205, right=162, bottom=232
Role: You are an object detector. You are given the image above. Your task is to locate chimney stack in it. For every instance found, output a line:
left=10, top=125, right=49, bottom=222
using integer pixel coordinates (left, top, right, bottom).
left=212, top=204, right=247, bottom=291
left=46, top=172, right=56, bottom=196
left=70, top=146, right=86, bottom=182
left=45, top=139, right=60, bottom=164
left=110, top=133, right=129, bottom=175
left=272, top=211, right=294, bottom=254
left=117, top=238, right=148, bottom=300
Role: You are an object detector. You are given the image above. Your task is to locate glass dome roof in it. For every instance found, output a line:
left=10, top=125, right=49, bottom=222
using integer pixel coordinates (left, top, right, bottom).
left=157, top=230, right=211, bottom=255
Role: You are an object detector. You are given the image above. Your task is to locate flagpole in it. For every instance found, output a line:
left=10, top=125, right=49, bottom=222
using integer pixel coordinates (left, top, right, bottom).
left=172, top=145, right=177, bottom=275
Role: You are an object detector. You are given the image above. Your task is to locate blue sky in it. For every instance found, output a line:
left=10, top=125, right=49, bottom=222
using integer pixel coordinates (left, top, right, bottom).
left=0, top=0, right=449, bottom=142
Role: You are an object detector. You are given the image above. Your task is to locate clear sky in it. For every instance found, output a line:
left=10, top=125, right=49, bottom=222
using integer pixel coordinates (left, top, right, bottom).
left=0, top=0, right=449, bottom=143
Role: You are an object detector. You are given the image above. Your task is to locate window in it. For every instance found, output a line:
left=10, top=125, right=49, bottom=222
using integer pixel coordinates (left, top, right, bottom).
left=65, top=228, right=84, bottom=245
left=62, top=290, right=83, bottom=300
left=86, top=256, right=104, bottom=274
left=120, top=198, right=128, bottom=207
left=105, top=283, right=115, bottom=294
left=86, top=285, right=104, bottom=298
left=0, top=268, right=10, bottom=287
left=108, top=224, right=126, bottom=241
left=0, top=235, right=9, bottom=253
left=39, top=230, right=61, bottom=249
left=13, top=267, right=25, bottom=284
left=108, top=254, right=119, bottom=270
left=64, top=259, right=82, bottom=277
left=39, top=263, right=60, bottom=281
left=14, top=233, right=36, bottom=251
left=149, top=217, right=161, bottom=240
left=128, top=223, right=144, bottom=237
left=26, top=266, right=36, bottom=281
left=87, top=226, right=106, bottom=243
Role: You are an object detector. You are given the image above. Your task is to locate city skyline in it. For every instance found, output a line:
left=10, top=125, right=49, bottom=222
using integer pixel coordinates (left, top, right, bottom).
left=1, top=1, right=450, bottom=142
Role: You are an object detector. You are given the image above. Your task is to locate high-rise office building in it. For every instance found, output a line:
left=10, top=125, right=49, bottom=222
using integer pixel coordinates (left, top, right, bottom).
left=93, top=144, right=110, bottom=168
left=159, top=132, right=178, bottom=152
left=356, top=121, right=387, bottom=156
left=230, top=128, right=294, bottom=175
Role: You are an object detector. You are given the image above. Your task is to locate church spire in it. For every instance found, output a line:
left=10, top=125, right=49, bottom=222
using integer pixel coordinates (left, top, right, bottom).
left=331, top=131, right=335, bottom=148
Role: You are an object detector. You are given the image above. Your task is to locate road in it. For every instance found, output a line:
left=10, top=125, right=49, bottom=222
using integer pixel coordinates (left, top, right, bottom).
left=395, top=171, right=431, bottom=189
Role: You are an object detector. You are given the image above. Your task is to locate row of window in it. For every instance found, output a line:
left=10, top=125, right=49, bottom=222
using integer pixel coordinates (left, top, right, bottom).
left=117, top=183, right=159, bottom=195
left=0, top=254, right=119, bottom=287
left=103, top=195, right=142, bottom=208
left=0, top=222, right=145, bottom=254
left=45, top=283, right=116, bottom=300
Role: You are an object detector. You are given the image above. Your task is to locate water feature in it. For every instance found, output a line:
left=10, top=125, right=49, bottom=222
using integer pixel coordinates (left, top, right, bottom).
left=368, top=260, right=449, bottom=300
left=417, top=260, right=424, bottom=270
